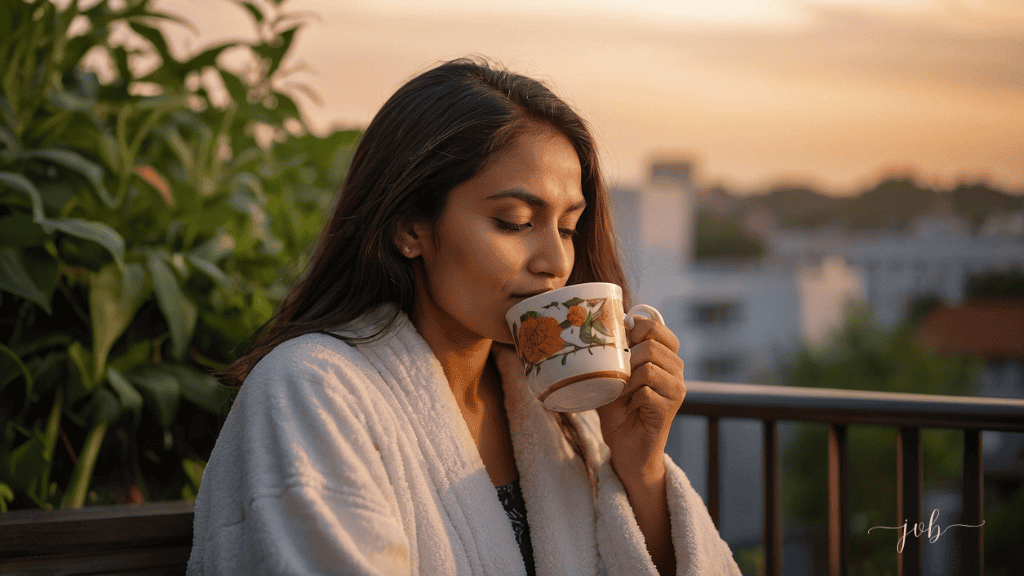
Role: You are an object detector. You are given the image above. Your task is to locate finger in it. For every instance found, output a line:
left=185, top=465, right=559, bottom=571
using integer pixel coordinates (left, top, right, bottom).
left=628, top=338, right=685, bottom=375
left=625, top=383, right=679, bottom=414
left=627, top=316, right=680, bottom=353
left=624, top=361, right=686, bottom=403
left=614, top=356, right=688, bottom=401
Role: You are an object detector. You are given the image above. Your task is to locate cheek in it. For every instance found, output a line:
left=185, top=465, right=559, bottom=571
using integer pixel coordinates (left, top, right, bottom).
left=430, top=228, right=515, bottom=296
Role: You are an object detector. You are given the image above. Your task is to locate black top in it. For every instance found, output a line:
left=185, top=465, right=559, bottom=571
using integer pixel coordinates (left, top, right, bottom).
left=495, top=479, right=536, bottom=576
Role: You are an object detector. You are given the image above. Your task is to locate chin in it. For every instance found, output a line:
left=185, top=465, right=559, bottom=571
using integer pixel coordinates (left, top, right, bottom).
left=492, top=323, right=516, bottom=346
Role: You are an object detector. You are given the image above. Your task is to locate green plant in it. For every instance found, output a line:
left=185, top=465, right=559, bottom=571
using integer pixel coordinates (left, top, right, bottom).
left=1, top=0, right=357, bottom=510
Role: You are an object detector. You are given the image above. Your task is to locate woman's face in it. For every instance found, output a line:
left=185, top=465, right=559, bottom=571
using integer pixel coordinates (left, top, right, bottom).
left=409, top=124, right=586, bottom=346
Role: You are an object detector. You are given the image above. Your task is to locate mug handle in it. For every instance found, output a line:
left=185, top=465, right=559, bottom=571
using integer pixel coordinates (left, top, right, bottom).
left=624, top=304, right=664, bottom=330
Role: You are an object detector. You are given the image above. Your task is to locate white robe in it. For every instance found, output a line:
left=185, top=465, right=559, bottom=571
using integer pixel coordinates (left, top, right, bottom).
left=187, top=309, right=740, bottom=575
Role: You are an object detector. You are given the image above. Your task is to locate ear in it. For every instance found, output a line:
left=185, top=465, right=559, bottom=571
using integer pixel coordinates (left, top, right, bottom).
left=394, top=217, right=431, bottom=259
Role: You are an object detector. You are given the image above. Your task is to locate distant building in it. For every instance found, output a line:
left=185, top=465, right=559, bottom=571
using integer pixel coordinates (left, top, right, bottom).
left=917, top=298, right=1024, bottom=399
left=609, top=163, right=1024, bottom=561
left=769, top=219, right=1024, bottom=329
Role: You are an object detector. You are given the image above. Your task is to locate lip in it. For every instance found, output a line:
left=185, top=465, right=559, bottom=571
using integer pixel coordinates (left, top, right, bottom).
left=510, top=288, right=556, bottom=300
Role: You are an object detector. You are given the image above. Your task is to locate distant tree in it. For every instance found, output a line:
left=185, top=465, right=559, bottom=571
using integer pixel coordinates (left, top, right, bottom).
left=778, top=306, right=986, bottom=573
left=847, top=177, right=936, bottom=230
left=745, top=185, right=839, bottom=230
left=727, top=175, right=1020, bottom=235
left=949, top=182, right=1024, bottom=232
left=692, top=208, right=765, bottom=261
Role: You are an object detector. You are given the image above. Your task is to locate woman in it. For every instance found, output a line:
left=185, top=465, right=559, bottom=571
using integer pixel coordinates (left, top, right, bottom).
left=188, top=58, right=740, bottom=576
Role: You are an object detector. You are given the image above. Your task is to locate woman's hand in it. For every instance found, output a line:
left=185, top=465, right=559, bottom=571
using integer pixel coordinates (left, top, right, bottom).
left=596, top=315, right=686, bottom=484
left=596, top=315, right=685, bottom=574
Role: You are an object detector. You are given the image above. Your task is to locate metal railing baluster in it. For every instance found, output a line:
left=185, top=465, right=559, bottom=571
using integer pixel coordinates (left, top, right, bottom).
left=962, top=429, right=983, bottom=576
left=708, top=416, right=720, bottom=529
left=827, top=424, right=848, bottom=576
left=763, top=420, right=782, bottom=576
left=897, top=426, right=923, bottom=576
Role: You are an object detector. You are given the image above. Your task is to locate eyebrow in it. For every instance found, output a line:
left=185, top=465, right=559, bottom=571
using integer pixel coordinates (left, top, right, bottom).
left=485, top=189, right=587, bottom=213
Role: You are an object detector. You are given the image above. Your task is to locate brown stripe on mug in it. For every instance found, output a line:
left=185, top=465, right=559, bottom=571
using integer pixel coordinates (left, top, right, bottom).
left=537, top=371, right=630, bottom=402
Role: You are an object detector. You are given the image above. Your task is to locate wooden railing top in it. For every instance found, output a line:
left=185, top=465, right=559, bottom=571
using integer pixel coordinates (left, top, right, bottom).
left=0, top=500, right=194, bottom=558
left=679, top=381, right=1024, bottom=431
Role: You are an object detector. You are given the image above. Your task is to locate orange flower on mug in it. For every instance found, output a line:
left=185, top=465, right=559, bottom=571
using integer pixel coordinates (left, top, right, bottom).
left=566, top=305, right=587, bottom=326
left=517, top=316, right=565, bottom=364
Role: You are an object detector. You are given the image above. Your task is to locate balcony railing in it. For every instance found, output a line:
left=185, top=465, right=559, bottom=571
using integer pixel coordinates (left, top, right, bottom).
left=1, top=383, right=1022, bottom=575
left=679, top=381, right=1024, bottom=576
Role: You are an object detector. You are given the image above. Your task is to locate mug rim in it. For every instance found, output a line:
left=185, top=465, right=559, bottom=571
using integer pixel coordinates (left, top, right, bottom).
left=505, top=281, right=623, bottom=324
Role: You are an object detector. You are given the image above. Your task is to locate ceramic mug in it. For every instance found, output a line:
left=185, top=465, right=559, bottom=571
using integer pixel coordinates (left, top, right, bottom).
left=504, top=282, right=664, bottom=412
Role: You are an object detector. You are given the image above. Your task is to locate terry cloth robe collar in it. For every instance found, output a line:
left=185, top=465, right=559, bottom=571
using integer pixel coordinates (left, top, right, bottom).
left=187, top=304, right=741, bottom=575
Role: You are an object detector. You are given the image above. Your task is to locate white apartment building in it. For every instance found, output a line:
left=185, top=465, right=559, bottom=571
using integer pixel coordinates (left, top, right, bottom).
left=610, top=163, right=808, bottom=385
left=769, top=217, right=1024, bottom=329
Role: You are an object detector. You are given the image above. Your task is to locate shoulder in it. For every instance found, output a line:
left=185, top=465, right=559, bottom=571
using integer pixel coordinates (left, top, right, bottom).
left=236, top=333, right=381, bottom=418
left=253, top=332, right=368, bottom=380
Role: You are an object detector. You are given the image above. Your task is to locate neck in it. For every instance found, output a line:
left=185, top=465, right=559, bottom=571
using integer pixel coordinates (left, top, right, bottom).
left=411, top=292, right=496, bottom=412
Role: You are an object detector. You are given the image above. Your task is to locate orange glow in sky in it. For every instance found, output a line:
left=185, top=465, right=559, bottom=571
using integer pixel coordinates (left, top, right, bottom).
left=155, top=0, right=1024, bottom=195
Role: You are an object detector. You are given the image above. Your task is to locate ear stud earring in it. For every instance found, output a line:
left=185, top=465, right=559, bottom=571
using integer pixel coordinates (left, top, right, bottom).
left=404, top=246, right=412, bottom=255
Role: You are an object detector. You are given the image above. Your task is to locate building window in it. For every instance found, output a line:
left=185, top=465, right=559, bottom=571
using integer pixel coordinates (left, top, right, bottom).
left=700, top=355, right=742, bottom=381
left=690, top=301, right=742, bottom=326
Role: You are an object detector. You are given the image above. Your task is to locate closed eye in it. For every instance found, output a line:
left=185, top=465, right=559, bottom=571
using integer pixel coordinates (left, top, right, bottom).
left=495, top=218, right=576, bottom=239
left=495, top=219, right=530, bottom=233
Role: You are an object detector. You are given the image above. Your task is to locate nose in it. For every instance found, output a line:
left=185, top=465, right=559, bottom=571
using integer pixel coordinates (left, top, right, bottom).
left=527, top=225, right=574, bottom=280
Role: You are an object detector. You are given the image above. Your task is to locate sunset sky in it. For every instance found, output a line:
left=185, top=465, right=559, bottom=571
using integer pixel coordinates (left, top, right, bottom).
left=154, top=0, right=1024, bottom=195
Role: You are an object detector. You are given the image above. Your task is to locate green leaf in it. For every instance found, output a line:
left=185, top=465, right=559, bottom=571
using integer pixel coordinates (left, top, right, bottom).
left=0, top=247, right=52, bottom=313
left=89, top=263, right=151, bottom=382
left=126, top=20, right=177, bottom=70
left=0, top=124, right=21, bottom=158
left=108, top=340, right=151, bottom=376
left=60, top=422, right=107, bottom=508
left=37, top=181, right=76, bottom=212
left=147, top=253, right=197, bottom=361
left=254, top=25, right=299, bottom=78
left=49, top=217, right=125, bottom=270
left=0, top=213, right=47, bottom=246
left=0, top=483, right=14, bottom=512
left=580, top=317, right=596, bottom=345
left=0, top=171, right=46, bottom=224
left=20, top=148, right=116, bottom=207
left=182, top=42, right=233, bottom=72
left=239, top=1, right=264, bottom=25
left=164, top=364, right=230, bottom=414
left=67, top=340, right=94, bottom=394
left=106, top=366, right=143, bottom=426
left=127, top=365, right=181, bottom=428
left=185, top=254, right=231, bottom=287
left=6, top=435, right=47, bottom=502
left=190, top=231, right=236, bottom=263
left=47, top=81, right=96, bottom=114
left=0, top=342, right=32, bottom=396
left=181, top=457, right=205, bottom=499
left=36, top=388, right=64, bottom=505
left=181, top=457, right=206, bottom=500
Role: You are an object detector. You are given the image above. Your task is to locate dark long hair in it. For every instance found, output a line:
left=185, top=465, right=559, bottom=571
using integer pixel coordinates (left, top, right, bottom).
left=220, top=58, right=628, bottom=489
left=222, top=57, right=628, bottom=386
